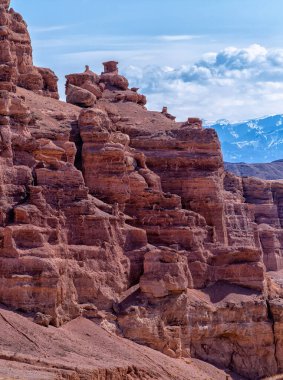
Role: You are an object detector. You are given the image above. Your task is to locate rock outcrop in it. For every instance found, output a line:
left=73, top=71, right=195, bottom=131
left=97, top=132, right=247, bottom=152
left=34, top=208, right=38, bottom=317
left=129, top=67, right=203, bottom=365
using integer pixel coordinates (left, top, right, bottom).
left=1, top=3, right=283, bottom=380
left=0, top=1, right=58, bottom=98
left=65, top=63, right=146, bottom=108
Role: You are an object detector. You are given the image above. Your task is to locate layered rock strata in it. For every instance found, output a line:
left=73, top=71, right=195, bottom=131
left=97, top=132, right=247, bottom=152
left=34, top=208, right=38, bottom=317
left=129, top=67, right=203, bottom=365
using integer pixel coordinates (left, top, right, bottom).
left=65, top=63, right=283, bottom=378
left=1, top=2, right=283, bottom=379
left=0, top=4, right=148, bottom=326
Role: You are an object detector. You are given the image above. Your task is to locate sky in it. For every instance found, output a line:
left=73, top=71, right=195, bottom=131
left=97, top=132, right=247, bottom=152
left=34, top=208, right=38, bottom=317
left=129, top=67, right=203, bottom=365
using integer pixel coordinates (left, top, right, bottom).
left=11, top=0, right=283, bottom=123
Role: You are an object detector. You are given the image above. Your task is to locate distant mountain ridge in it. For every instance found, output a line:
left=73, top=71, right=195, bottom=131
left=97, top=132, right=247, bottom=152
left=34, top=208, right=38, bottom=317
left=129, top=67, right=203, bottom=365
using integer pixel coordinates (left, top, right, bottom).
left=206, top=115, right=283, bottom=163
left=225, top=160, right=283, bottom=180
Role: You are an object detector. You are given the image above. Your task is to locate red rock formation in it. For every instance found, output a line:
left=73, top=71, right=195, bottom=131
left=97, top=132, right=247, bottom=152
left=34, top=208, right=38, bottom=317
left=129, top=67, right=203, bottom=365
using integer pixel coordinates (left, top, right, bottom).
left=66, top=63, right=146, bottom=107
left=1, top=3, right=283, bottom=379
left=242, top=177, right=283, bottom=271
left=0, top=5, right=149, bottom=326
left=65, top=62, right=283, bottom=377
left=0, top=1, right=58, bottom=98
left=0, top=307, right=236, bottom=380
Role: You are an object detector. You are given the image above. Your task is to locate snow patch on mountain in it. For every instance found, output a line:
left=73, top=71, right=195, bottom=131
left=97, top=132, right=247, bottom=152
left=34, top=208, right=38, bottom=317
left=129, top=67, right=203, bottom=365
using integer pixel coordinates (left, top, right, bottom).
left=206, top=114, right=283, bottom=163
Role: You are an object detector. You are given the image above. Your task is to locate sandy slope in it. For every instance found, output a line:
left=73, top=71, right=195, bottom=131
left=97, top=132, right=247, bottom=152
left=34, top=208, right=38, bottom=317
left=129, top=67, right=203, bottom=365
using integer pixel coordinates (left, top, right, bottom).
left=0, top=306, right=238, bottom=380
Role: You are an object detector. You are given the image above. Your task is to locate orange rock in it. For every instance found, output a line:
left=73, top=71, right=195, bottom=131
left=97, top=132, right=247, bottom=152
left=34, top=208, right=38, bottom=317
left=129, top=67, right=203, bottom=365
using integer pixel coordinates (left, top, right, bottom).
left=140, top=247, right=193, bottom=297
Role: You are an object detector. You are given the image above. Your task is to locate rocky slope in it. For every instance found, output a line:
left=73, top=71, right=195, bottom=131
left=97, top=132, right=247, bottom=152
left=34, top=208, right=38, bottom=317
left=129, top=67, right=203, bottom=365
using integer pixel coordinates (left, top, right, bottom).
left=225, top=160, right=283, bottom=180
left=0, top=307, right=236, bottom=380
left=1, top=2, right=283, bottom=379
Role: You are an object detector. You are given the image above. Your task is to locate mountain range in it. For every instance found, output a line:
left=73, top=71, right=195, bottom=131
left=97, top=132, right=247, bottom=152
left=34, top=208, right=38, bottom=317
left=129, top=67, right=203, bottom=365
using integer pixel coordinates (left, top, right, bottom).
left=225, top=159, right=283, bottom=180
left=206, top=114, right=283, bottom=163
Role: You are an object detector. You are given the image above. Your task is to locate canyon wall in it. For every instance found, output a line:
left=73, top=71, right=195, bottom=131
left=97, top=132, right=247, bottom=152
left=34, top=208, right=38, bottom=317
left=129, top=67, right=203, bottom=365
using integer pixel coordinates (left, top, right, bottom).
left=1, top=2, right=283, bottom=379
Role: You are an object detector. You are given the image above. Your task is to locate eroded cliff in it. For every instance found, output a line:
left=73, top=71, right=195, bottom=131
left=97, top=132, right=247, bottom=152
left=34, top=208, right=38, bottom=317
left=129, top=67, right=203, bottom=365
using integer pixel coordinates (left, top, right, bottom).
left=1, top=2, right=283, bottom=379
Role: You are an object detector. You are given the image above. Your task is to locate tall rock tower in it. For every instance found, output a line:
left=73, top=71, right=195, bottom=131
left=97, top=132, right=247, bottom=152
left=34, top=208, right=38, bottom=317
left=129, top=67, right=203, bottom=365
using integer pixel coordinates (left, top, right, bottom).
left=0, top=0, right=59, bottom=97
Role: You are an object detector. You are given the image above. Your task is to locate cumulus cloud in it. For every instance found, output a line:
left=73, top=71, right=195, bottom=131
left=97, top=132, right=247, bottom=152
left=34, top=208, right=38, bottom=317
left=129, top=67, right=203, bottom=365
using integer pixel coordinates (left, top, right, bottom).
left=123, top=44, right=283, bottom=122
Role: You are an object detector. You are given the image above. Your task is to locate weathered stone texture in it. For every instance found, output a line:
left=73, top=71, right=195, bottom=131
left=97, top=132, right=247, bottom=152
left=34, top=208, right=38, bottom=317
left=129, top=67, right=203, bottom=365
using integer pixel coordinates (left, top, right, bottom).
left=1, top=3, right=283, bottom=379
left=0, top=4, right=58, bottom=98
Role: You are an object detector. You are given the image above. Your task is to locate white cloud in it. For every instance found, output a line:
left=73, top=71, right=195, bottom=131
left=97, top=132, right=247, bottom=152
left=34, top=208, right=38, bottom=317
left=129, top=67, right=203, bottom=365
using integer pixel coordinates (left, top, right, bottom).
left=123, top=44, right=283, bottom=122
left=29, top=25, right=69, bottom=33
left=157, top=35, right=200, bottom=42
left=38, top=39, right=283, bottom=122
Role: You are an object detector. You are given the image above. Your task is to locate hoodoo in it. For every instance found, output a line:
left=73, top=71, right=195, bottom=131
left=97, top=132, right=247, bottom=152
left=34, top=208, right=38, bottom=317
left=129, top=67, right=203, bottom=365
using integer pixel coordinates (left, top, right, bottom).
left=1, top=2, right=283, bottom=380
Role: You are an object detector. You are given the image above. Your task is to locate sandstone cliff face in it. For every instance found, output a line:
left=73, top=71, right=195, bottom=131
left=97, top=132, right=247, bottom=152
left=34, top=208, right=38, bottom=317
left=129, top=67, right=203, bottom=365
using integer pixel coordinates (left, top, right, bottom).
left=242, top=177, right=283, bottom=272
left=0, top=2, right=148, bottom=326
left=1, top=2, right=283, bottom=380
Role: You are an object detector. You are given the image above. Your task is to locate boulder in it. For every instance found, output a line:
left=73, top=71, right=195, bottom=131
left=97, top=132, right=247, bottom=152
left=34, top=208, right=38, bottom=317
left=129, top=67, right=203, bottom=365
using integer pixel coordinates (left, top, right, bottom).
left=66, top=84, right=96, bottom=107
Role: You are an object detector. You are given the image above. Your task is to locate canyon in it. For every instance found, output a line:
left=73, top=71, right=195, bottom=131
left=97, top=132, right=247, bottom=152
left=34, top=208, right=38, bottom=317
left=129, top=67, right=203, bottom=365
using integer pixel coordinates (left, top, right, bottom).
left=1, top=1, right=283, bottom=379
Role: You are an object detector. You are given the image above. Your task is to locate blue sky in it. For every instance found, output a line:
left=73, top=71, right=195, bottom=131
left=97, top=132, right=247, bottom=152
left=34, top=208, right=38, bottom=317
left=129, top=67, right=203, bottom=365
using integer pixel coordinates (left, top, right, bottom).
left=11, top=0, right=283, bottom=122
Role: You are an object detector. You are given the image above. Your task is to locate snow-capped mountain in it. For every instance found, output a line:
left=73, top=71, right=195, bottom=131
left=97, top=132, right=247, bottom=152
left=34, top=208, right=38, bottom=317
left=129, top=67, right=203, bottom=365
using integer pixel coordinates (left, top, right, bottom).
left=206, top=115, right=283, bottom=163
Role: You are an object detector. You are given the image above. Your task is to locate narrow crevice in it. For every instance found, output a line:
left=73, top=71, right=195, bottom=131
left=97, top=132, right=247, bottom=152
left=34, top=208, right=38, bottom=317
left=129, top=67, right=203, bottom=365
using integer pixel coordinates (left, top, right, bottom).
left=69, top=120, right=83, bottom=172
